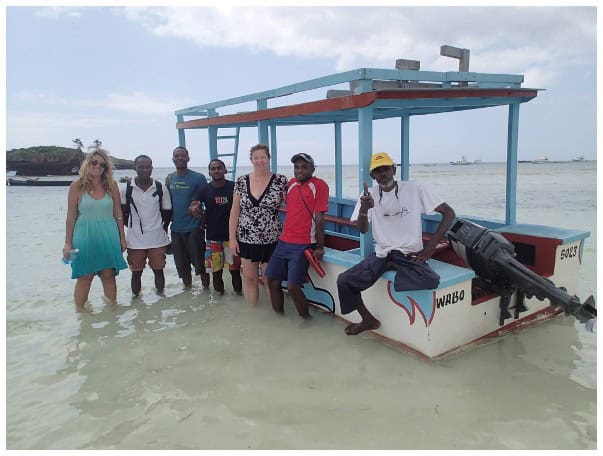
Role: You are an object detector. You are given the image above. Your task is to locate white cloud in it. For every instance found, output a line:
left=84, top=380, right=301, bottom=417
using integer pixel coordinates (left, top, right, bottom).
left=88, top=92, right=193, bottom=115
left=15, top=90, right=70, bottom=105
left=35, top=7, right=82, bottom=19
left=6, top=111, right=127, bottom=150
left=118, top=5, right=596, bottom=85
left=15, top=90, right=193, bottom=116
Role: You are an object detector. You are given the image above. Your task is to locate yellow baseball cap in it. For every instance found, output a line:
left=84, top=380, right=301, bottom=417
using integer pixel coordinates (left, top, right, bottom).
left=369, top=152, right=395, bottom=171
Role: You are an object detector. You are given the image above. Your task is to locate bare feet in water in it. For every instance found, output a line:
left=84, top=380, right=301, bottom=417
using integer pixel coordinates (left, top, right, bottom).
left=344, top=319, right=381, bottom=335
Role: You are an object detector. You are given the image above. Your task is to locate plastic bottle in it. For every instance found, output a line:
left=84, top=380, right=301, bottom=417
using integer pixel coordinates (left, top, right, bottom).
left=62, top=248, right=80, bottom=264
left=584, top=318, right=596, bottom=333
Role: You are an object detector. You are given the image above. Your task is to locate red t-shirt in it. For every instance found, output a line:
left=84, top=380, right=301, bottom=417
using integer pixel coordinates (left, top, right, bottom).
left=281, top=176, right=329, bottom=244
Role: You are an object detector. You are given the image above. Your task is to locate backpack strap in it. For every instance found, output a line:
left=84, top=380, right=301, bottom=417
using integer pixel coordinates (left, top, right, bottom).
left=153, top=180, right=163, bottom=210
left=165, top=173, right=174, bottom=191
left=120, top=180, right=130, bottom=226
left=126, top=179, right=144, bottom=234
left=124, top=180, right=133, bottom=226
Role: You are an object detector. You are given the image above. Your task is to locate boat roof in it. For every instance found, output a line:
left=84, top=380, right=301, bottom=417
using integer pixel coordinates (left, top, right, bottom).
left=175, top=66, right=539, bottom=129
left=173, top=57, right=541, bottom=226
left=177, top=87, right=538, bottom=129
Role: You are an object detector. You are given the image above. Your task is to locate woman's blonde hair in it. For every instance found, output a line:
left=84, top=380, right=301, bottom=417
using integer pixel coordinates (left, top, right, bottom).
left=77, top=149, right=115, bottom=194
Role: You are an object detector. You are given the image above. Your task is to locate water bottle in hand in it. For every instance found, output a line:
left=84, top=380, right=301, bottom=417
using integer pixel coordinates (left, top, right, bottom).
left=62, top=248, right=79, bottom=264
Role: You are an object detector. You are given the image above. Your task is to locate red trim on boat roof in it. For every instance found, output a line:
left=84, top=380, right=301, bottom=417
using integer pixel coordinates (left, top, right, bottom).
left=177, top=93, right=375, bottom=129
left=374, top=88, right=538, bottom=100
left=176, top=89, right=538, bottom=129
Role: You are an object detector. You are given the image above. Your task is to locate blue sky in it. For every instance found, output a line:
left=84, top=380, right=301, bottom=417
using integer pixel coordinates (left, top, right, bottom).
left=5, top=4, right=597, bottom=167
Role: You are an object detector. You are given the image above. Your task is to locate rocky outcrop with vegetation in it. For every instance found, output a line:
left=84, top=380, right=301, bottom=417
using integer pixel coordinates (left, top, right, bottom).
left=7, top=146, right=135, bottom=176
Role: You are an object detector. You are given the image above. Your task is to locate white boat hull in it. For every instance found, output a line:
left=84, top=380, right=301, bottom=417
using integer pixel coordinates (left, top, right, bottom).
left=301, top=233, right=585, bottom=359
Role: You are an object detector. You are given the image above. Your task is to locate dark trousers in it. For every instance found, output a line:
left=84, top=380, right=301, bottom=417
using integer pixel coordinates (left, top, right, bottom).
left=337, top=250, right=440, bottom=315
left=171, top=225, right=205, bottom=281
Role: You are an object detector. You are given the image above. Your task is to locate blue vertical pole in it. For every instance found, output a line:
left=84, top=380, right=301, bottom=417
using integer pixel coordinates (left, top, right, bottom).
left=400, top=116, right=410, bottom=181
left=257, top=99, right=269, bottom=146
left=207, top=109, right=218, bottom=161
left=334, top=121, right=343, bottom=200
left=357, top=79, right=374, bottom=258
left=506, top=103, right=520, bottom=225
left=177, top=115, right=186, bottom=148
left=270, top=125, right=278, bottom=172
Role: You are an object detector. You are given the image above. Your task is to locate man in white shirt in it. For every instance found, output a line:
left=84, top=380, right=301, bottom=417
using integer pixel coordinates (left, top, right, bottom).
left=337, top=152, right=455, bottom=335
left=120, top=155, right=172, bottom=296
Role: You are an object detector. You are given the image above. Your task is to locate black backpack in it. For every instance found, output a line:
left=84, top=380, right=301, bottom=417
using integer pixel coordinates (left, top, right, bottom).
left=122, top=179, right=171, bottom=234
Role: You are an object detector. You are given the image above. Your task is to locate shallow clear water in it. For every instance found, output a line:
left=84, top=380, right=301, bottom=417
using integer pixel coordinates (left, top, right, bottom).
left=5, top=161, right=596, bottom=449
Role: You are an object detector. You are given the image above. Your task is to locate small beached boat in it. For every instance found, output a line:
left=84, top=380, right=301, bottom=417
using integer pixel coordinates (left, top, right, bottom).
left=174, top=45, right=595, bottom=359
left=7, top=177, right=73, bottom=187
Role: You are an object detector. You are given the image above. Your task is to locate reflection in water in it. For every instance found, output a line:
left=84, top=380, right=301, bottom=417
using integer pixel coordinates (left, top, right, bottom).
left=47, top=290, right=596, bottom=450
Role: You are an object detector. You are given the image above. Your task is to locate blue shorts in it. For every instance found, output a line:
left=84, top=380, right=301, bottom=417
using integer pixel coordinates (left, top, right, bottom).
left=265, top=240, right=312, bottom=285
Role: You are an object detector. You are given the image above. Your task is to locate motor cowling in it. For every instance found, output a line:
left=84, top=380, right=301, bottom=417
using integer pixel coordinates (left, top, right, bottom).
left=447, top=219, right=596, bottom=329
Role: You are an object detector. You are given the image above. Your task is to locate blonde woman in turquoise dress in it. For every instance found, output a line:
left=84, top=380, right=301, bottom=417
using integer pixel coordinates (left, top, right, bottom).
left=63, top=149, right=127, bottom=309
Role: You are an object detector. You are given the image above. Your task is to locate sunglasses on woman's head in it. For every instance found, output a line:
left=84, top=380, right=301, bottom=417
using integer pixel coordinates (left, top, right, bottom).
left=90, top=160, right=107, bottom=168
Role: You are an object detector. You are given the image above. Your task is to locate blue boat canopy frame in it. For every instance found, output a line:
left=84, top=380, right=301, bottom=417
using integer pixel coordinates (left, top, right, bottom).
left=174, top=46, right=540, bottom=258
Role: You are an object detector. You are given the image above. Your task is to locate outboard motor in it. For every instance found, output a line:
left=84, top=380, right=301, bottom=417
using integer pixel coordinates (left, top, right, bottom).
left=448, top=219, right=596, bottom=331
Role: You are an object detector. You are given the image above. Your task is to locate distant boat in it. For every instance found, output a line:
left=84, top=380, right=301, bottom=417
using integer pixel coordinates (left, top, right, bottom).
left=450, top=156, right=472, bottom=165
left=572, top=156, right=585, bottom=162
left=7, top=177, right=73, bottom=187
left=532, top=157, right=550, bottom=164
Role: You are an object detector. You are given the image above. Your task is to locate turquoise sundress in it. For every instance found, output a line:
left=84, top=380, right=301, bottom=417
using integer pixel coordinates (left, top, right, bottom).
left=70, top=192, right=127, bottom=279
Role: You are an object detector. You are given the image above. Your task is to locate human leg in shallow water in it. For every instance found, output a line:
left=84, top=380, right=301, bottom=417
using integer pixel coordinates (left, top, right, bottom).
left=152, top=269, right=165, bottom=292
left=240, top=258, right=261, bottom=305
left=212, top=270, right=225, bottom=293
left=74, top=273, right=94, bottom=308
left=98, top=268, right=117, bottom=304
left=227, top=247, right=242, bottom=294
left=131, top=270, right=143, bottom=296
left=230, top=269, right=242, bottom=294
left=287, top=283, right=311, bottom=319
left=268, top=278, right=284, bottom=313
left=199, top=271, right=210, bottom=288
left=259, top=262, right=272, bottom=304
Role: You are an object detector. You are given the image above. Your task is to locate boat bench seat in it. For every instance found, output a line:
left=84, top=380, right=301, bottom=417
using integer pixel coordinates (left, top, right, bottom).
left=324, top=248, right=474, bottom=289
left=323, top=213, right=450, bottom=254
left=324, top=213, right=356, bottom=227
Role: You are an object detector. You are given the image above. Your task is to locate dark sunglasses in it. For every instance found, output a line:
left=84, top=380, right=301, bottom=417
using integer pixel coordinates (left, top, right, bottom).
left=90, top=160, right=107, bottom=169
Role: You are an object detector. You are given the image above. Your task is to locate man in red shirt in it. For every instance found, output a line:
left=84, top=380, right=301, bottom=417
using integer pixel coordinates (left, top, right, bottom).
left=265, top=153, right=329, bottom=318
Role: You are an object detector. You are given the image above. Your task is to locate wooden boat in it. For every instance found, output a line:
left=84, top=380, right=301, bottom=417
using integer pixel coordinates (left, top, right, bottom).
left=7, top=177, right=73, bottom=186
left=174, top=45, right=595, bottom=359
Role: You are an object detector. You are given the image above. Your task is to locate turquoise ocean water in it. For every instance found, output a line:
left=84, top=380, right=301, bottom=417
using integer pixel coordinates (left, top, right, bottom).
left=6, top=161, right=596, bottom=449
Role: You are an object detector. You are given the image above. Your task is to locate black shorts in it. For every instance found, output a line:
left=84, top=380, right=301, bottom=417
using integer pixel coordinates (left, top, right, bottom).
left=238, top=241, right=277, bottom=263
